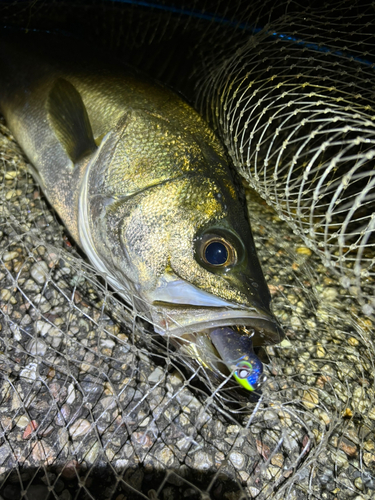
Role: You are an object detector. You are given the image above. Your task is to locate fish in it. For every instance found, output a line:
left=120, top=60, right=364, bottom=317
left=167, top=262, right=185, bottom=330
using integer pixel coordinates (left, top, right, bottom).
left=0, top=33, right=284, bottom=391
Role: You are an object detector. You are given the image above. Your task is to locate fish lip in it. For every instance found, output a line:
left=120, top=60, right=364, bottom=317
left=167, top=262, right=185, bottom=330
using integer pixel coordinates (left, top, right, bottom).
left=145, top=278, right=283, bottom=344
left=151, top=305, right=284, bottom=345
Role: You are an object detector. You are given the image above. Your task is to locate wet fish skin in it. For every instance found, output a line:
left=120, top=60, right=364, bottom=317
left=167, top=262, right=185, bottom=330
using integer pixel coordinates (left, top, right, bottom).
left=0, top=34, right=283, bottom=388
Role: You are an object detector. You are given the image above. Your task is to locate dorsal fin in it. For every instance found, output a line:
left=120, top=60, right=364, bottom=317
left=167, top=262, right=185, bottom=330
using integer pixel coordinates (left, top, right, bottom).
left=47, top=78, right=97, bottom=164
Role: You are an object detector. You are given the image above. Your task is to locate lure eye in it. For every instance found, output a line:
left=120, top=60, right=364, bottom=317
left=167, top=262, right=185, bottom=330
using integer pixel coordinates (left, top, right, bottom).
left=233, top=358, right=263, bottom=391
left=236, top=365, right=252, bottom=379
left=202, top=238, right=236, bottom=267
left=236, top=363, right=253, bottom=379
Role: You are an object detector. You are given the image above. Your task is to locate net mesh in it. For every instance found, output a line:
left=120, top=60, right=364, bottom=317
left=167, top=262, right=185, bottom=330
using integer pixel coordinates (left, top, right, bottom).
left=0, top=1, right=374, bottom=499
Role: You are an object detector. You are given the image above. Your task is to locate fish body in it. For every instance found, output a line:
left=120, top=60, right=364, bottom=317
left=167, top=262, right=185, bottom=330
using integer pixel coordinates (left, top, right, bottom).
left=0, top=33, right=283, bottom=389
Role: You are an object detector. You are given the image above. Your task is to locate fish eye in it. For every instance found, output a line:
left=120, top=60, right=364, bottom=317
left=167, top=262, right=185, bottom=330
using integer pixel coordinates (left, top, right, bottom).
left=194, top=229, right=244, bottom=270
left=202, top=238, right=236, bottom=267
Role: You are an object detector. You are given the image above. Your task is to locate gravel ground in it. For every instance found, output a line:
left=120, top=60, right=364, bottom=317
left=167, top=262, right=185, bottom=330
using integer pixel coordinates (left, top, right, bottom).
left=0, top=113, right=375, bottom=500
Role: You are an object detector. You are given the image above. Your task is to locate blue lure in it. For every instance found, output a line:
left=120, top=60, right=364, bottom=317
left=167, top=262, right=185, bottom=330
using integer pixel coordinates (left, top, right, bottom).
left=210, top=327, right=264, bottom=391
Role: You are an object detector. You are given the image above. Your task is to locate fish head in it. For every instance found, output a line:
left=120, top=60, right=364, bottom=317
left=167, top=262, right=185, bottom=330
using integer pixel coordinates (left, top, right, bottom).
left=135, top=156, right=283, bottom=348
left=79, top=105, right=283, bottom=390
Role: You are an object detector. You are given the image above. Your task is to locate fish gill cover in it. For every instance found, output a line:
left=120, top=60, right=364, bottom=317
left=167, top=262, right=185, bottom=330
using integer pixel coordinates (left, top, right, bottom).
left=0, top=0, right=374, bottom=499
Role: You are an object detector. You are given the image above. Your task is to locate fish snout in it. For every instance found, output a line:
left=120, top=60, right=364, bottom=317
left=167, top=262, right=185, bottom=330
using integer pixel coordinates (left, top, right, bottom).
left=243, top=313, right=284, bottom=346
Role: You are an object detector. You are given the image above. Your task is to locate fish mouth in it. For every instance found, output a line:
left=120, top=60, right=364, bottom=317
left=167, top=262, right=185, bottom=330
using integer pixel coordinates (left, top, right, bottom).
left=151, top=303, right=283, bottom=346
left=146, top=277, right=283, bottom=345
left=151, top=308, right=281, bottom=392
left=152, top=305, right=285, bottom=347
left=145, top=279, right=283, bottom=391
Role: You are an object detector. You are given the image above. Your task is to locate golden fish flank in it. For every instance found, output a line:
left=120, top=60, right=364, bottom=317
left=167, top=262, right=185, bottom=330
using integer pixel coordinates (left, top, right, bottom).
left=0, top=34, right=284, bottom=390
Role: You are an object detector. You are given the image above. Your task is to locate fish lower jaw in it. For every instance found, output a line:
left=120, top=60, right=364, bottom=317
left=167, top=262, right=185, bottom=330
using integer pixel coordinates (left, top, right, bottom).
left=151, top=305, right=283, bottom=346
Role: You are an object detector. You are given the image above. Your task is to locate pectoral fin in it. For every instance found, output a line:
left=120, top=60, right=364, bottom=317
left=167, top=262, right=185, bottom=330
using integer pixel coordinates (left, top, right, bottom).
left=47, top=78, right=97, bottom=164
